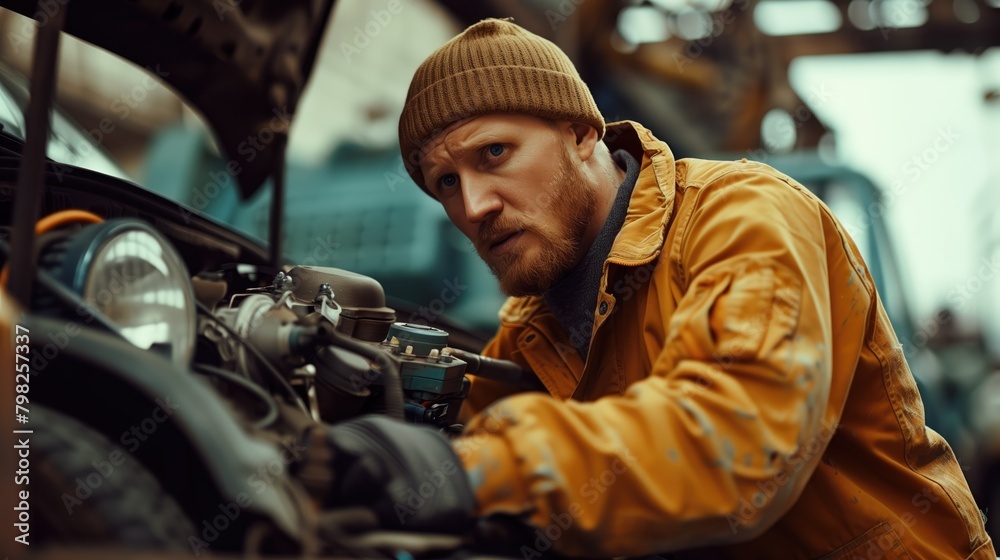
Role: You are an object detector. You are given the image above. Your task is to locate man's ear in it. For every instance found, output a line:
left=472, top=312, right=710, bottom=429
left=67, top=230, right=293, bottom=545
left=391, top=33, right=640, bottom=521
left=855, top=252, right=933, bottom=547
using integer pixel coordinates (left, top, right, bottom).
left=563, top=121, right=599, bottom=162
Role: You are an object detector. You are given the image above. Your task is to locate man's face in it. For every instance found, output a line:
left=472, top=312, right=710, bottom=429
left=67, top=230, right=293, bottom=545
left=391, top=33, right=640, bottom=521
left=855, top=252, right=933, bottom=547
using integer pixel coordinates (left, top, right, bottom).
left=419, top=114, right=599, bottom=297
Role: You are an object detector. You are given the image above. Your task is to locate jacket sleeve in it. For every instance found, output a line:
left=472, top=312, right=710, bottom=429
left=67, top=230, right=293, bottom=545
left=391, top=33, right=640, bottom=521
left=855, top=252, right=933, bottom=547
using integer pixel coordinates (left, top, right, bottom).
left=452, top=173, right=838, bottom=556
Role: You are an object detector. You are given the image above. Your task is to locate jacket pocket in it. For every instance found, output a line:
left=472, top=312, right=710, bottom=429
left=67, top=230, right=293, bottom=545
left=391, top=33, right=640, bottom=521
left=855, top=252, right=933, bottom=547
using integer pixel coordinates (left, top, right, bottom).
left=817, top=521, right=913, bottom=560
left=707, top=258, right=802, bottom=363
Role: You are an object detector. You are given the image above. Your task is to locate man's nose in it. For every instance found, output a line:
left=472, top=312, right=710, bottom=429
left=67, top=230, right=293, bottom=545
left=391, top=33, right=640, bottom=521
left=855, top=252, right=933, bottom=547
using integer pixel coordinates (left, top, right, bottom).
left=461, top=178, right=503, bottom=223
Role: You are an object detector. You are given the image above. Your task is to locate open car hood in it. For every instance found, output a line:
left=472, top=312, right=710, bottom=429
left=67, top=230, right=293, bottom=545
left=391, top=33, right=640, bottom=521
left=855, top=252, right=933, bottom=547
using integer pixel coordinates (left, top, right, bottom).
left=1, top=0, right=336, bottom=198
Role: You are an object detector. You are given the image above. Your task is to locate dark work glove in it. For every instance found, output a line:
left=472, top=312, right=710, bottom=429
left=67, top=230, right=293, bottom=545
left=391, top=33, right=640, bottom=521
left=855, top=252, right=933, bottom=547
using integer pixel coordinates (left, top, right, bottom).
left=321, top=415, right=476, bottom=534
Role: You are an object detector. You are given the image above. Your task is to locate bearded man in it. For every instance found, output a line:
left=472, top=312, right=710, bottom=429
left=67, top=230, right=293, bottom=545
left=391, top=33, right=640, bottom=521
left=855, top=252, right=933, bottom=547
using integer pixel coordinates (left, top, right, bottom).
left=310, top=18, right=995, bottom=560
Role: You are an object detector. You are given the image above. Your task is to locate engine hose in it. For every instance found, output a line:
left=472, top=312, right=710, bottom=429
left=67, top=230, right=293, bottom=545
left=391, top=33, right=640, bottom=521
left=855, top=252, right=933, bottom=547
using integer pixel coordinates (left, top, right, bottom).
left=448, top=348, right=547, bottom=392
left=319, top=326, right=405, bottom=422
left=193, top=364, right=280, bottom=430
left=0, top=209, right=103, bottom=287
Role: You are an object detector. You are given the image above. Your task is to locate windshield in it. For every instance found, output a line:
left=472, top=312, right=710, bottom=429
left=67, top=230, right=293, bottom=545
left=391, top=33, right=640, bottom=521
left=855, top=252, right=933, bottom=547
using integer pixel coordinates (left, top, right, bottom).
left=0, top=62, right=131, bottom=181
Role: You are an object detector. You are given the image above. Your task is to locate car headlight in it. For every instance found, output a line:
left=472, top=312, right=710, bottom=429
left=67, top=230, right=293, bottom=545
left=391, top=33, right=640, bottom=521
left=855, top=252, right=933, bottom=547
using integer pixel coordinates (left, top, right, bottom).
left=43, top=219, right=196, bottom=364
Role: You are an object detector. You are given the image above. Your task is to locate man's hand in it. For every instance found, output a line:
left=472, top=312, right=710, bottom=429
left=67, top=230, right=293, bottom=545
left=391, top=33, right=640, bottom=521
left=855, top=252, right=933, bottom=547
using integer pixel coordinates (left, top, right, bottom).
left=318, top=415, right=476, bottom=533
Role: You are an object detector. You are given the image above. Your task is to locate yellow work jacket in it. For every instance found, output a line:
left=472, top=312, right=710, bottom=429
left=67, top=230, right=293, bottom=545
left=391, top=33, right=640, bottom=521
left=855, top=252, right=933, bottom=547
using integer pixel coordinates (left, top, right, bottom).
left=452, top=121, right=995, bottom=559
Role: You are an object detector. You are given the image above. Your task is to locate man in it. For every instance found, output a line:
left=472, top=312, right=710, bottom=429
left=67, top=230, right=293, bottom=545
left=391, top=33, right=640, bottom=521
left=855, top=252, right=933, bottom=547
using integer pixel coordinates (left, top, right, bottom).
left=315, top=18, right=995, bottom=559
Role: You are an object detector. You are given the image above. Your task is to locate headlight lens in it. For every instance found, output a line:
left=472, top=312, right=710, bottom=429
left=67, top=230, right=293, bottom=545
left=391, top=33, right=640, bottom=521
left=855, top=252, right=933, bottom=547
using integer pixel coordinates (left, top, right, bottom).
left=49, top=219, right=196, bottom=364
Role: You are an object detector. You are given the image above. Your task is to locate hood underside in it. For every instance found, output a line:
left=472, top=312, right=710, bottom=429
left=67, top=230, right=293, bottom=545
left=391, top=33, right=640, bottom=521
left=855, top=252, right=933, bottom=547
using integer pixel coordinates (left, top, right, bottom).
left=1, top=0, right=336, bottom=198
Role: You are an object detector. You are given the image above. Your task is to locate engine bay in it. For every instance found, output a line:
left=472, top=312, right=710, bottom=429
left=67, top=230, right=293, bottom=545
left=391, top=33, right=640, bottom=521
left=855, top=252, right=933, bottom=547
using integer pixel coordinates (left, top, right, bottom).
left=0, top=170, right=543, bottom=556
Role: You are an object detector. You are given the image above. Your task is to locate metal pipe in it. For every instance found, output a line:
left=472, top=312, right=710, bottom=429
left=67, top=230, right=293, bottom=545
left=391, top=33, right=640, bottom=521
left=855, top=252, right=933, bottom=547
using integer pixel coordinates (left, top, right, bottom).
left=268, top=133, right=287, bottom=272
left=7, top=3, right=67, bottom=305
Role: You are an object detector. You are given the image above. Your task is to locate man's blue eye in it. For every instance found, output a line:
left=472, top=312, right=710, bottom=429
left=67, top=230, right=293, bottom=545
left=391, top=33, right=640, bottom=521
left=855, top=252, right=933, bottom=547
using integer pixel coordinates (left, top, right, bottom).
left=488, top=144, right=504, bottom=157
left=440, top=174, right=457, bottom=188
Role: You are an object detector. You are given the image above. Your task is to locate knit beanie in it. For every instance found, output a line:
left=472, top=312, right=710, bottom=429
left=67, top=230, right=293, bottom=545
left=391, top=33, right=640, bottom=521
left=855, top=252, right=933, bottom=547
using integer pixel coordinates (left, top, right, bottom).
left=398, top=18, right=605, bottom=193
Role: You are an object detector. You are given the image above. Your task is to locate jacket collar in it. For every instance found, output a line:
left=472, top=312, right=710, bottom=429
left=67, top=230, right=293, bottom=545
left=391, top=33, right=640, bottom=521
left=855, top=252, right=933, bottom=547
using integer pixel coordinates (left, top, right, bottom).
left=603, top=120, right=677, bottom=266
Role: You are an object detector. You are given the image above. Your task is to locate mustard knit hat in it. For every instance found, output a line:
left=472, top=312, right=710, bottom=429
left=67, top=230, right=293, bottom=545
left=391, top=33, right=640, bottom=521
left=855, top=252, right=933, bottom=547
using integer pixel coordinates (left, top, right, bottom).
left=398, top=18, right=605, bottom=193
